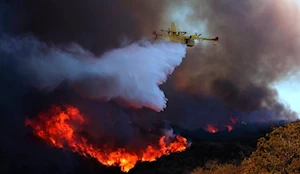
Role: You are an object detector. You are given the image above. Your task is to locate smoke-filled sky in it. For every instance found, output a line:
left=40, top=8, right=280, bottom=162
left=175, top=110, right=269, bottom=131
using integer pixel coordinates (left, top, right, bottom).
left=1, top=0, right=300, bottom=130
left=166, top=0, right=300, bottom=121
left=274, top=0, right=300, bottom=116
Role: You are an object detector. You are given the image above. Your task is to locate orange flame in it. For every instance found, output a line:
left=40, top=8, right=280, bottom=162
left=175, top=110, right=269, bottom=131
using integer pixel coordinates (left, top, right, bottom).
left=224, top=114, right=237, bottom=132
left=230, top=114, right=237, bottom=124
left=205, top=124, right=219, bottom=133
left=204, top=115, right=248, bottom=133
left=25, top=105, right=189, bottom=172
left=224, top=124, right=233, bottom=132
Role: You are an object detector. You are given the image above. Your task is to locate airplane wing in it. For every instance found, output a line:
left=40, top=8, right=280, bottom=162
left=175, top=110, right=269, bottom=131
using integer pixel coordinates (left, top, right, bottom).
left=159, top=22, right=187, bottom=35
left=195, top=36, right=219, bottom=45
left=152, top=31, right=172, bottom=39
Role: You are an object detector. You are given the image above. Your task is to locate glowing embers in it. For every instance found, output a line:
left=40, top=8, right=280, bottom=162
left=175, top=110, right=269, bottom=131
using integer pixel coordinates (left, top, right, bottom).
left=205, top=124, right=219, bottom=133
left=204, top=115, right=242, bottom=133
left=25, top=105, right=189, bottom=172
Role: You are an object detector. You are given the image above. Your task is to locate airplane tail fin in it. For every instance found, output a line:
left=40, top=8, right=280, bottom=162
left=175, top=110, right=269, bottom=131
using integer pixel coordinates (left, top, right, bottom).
left=152, top=31, right=158, bottom=39
left=171, top=22, right=176, bottom=32
left=213, top=37, right=219, bottom=45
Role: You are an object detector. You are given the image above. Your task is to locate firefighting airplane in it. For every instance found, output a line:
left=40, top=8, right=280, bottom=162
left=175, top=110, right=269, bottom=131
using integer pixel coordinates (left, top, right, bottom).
left=152, top=22, right=219, bottom=47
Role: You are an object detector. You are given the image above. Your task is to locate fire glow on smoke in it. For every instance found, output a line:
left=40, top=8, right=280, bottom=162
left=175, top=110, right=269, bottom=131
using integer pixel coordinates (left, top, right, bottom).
left=25, top=105, right=189, bottom=172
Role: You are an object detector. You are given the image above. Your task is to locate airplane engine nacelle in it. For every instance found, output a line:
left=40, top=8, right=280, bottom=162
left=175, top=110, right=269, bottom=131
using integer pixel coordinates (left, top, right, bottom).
left=190, top=34, right=197, bottom=39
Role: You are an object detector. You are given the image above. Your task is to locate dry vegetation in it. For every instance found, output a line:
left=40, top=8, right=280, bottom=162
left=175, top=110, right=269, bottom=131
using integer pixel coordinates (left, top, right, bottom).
left=190, top=121, right=300, bottom=174
left=190, top=161, right=242, bottom=174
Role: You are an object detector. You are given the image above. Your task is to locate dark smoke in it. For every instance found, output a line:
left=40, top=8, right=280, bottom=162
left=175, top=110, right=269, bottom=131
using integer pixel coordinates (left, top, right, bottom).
left=174, top=0, right=300, bottom=87
left=159, top=0, right=300, bottom=128
left=11, top=0, right=166, bottom=54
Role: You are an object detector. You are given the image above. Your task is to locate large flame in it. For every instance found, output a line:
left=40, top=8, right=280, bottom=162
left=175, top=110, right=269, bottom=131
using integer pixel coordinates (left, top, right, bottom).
left=25, top=105, right=189, bottom=172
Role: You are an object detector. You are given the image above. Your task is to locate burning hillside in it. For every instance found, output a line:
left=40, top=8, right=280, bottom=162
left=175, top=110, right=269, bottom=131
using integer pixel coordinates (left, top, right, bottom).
left=25, top=105, right=189, bottom=172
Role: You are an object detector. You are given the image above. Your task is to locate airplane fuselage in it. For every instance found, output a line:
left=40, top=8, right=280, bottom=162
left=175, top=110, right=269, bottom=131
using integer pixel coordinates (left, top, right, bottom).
left=153, top=22, right=218, bottom=47
left=169, top=35, right=195, bottom=47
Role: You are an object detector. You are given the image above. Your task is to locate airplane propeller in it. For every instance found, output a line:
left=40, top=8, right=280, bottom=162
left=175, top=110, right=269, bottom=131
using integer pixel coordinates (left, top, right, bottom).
left=195, top=33, right=201, bottom=37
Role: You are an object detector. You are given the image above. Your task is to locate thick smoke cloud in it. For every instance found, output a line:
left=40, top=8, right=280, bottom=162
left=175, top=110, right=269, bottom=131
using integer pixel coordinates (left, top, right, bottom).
left=154, top=0, right=300, bottom=128
left=1, top=0, right=299, bottom=130
left=11, top=0, right=166, bottom=54
left=2, top=0, right=300, bottom=147
left=173, top=0, right=300, bottom=90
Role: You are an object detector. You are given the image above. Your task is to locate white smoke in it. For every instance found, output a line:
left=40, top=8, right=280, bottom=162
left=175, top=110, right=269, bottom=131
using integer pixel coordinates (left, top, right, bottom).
left=0, top=36, right=186, bottom=112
